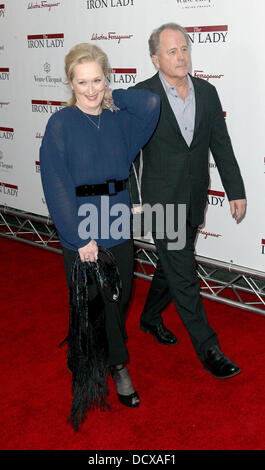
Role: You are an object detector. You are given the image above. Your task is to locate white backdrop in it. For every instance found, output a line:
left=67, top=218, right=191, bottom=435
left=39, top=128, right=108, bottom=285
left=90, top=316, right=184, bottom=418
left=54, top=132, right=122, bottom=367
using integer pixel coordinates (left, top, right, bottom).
left=0, top=0, right=264, bottom=272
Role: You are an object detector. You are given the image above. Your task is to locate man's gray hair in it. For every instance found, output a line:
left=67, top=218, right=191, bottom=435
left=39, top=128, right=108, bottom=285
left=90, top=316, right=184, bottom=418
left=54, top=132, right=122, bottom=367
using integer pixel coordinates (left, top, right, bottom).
left=148, top=23, right=191, bottom=56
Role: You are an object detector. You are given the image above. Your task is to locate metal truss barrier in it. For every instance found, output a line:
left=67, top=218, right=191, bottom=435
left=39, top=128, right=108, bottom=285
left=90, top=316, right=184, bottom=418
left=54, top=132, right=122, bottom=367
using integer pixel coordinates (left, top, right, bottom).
left=134, top=238, right=265, bottom=317
left=1, top=205, right=265, bottom=316
left=0, top=205, right=61, bottom=253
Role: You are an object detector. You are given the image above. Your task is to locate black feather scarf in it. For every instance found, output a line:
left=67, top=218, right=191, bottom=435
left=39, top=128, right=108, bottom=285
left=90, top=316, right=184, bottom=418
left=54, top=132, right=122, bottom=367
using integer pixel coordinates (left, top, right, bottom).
left=65, top=247, right=121, bottom=431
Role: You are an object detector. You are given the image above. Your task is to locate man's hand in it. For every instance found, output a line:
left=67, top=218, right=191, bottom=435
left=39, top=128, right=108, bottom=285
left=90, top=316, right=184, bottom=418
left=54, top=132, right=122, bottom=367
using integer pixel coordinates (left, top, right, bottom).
left=229, top=199, right=246, bottom=223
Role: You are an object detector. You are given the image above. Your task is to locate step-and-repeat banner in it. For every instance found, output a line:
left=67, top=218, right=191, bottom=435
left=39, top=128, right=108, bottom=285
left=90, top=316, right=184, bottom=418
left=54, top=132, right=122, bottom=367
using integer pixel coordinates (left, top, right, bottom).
left=0, top=0, right=264, bottom=272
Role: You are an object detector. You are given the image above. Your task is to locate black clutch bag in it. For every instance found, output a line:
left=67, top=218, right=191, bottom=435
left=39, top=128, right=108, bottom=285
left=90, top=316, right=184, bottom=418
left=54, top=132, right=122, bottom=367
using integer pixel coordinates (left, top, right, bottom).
left=91, top=246, right=122, bottom=303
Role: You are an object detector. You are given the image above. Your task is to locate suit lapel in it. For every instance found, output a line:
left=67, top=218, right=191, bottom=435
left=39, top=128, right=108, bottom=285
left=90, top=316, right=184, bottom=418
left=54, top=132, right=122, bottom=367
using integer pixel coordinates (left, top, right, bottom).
left=149, top=73, right=185, bottom=142
left=148, top=73, right=205, bottom=148
left=190, top=74, right=205, bottom=146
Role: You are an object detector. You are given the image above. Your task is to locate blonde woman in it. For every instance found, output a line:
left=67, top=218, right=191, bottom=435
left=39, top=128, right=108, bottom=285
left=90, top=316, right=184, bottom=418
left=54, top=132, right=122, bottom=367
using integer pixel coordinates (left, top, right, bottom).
left=40, top=43, right=160, bottom=429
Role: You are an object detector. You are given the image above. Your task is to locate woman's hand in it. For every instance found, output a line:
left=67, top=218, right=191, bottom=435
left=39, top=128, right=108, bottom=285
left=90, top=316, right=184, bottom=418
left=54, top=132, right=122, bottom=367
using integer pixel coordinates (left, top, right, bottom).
left=103, top=88, right=119, bottom=111
left=78, top=240, right=98, bottom=263
left=103, top=88, right=113, bottom=109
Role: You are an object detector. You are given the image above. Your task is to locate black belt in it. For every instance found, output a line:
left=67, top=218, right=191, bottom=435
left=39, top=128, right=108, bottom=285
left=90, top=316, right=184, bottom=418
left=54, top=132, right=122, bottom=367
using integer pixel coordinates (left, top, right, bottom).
left=76, top=178, right=127, bottom=197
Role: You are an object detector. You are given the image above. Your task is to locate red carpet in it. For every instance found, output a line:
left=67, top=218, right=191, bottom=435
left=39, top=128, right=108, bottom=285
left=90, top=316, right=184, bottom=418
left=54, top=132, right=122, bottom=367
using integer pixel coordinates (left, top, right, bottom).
left=0, top=237, right=265, bottom=450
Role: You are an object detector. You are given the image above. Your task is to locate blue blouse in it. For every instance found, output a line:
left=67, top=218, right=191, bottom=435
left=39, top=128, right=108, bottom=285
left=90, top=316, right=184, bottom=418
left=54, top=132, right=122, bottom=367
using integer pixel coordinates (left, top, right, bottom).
left=40, top=89, right=160, bottom=251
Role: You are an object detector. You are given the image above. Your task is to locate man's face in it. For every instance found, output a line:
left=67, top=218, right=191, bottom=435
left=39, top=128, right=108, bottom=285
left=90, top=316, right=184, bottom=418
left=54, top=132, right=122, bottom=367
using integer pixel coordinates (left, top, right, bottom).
left=152, top=29, right=191, bottom=84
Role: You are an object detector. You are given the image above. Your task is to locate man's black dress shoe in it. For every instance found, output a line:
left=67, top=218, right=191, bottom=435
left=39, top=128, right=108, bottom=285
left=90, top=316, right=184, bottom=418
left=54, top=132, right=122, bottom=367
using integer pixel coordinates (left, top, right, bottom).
left=203, top=345, right=241, bottom=379
left=140, top=319, right=178, bottom=346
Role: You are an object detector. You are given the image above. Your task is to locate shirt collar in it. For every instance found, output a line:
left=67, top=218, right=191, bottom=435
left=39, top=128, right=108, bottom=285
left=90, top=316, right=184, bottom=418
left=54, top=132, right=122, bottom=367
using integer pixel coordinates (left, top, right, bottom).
left=159, top=71, right=194, bottom=98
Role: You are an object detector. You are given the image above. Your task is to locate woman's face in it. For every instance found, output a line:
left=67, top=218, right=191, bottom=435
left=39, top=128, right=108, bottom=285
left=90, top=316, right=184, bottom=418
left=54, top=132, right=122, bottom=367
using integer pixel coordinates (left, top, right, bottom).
left=71, top=61, right=105, bottom=115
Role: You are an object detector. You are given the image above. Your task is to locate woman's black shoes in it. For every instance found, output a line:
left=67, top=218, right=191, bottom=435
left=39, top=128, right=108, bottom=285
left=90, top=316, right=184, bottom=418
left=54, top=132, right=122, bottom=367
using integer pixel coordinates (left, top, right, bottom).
left=118, top=390, right=140, bottom=408
left=111, top=363, right=140, bottom=408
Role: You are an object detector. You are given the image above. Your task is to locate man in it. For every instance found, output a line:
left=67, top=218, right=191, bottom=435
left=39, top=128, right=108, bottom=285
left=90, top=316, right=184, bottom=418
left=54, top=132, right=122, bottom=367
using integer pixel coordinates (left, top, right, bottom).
left=130, top=23, right=246, bottom=378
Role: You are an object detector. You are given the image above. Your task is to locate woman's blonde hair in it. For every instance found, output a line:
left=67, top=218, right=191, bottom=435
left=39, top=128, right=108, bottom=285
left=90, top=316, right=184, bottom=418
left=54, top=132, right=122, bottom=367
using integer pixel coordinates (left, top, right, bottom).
left=65, top=43, right=109, bottom=106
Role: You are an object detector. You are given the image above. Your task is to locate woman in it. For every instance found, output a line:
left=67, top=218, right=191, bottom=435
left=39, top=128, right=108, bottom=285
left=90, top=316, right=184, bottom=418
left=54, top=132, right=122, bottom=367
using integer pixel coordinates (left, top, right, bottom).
left=40, top=43, right=160, bottom=427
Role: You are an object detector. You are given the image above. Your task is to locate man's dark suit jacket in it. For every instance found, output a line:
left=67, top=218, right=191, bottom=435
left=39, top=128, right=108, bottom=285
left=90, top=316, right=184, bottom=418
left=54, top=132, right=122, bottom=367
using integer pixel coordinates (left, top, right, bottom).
left=130, top=72, right=245, bottom=230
